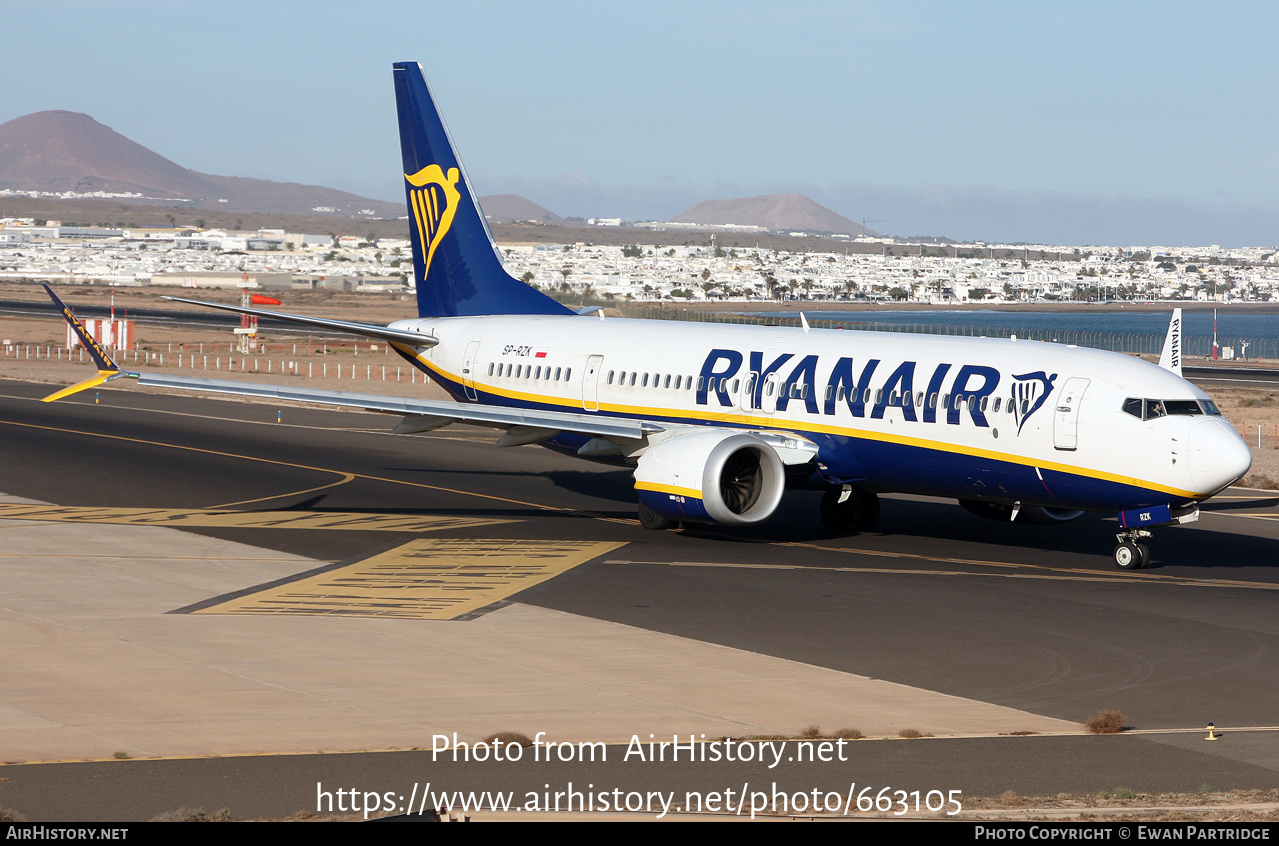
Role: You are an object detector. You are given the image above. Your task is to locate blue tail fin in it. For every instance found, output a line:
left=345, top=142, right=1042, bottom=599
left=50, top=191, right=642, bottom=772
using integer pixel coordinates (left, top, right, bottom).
left=393, top=62, right=571, bottom=319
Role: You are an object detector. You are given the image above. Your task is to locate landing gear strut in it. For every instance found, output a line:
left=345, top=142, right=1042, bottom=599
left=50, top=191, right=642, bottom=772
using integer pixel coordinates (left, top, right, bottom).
left=820, top=486, right=880, bottom=533
left=638, top=500, right=674, bottom=531
left=1113, top=530, right=1152, bottom=569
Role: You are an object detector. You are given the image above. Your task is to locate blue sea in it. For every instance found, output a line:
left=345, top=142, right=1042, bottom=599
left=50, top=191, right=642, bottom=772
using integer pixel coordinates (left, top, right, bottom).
left=749, top=308, right=1279, bottom=358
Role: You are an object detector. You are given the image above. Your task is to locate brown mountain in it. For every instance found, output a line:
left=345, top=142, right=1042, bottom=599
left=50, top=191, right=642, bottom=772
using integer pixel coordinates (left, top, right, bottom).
left=0, top=110, right=402, bottom=217
left=671, top=193, right=873, bottom=237
left=478, top=194, right=560, bottom=222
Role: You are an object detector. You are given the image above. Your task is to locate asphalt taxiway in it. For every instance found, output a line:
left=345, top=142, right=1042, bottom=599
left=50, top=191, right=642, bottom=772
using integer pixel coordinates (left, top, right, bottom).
left=1, top=379, right=1277, bottom=820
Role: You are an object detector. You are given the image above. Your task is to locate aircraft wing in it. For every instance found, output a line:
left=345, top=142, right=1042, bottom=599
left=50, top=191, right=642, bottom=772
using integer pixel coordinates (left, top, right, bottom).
left=131, top=371, right=655, bottom=441
left=41, top=282, right=651, bottom=442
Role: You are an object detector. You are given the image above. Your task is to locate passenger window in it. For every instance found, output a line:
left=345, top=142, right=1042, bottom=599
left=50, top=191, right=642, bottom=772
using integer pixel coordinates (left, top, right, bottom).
left=642, top=373, right=649, bottom=388
left=488, top=362, right=494, bottom=376
left=993, top=397, right=1002, bottom=412
left=564, top=368, right=571, bottom=380
left=664, top=374, right=671, bottom=389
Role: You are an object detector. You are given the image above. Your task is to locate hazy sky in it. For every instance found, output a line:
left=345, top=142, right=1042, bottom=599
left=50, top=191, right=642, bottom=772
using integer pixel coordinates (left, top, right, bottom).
left=5, top=1, right=1278, bottom=247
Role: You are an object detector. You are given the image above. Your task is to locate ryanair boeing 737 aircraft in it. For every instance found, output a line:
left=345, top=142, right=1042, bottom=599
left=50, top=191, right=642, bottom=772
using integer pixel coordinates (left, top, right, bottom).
left=43, top=62, right=1252, bottom=569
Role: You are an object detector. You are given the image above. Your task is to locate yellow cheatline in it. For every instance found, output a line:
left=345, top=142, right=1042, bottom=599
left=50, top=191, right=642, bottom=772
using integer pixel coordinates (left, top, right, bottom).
left=0, top=504, right=513, bottom=533
left=197, top=538, right=625, bottom=620
left=634, top=481, right=703, bottom=499
left=403, top=355, right=1202, bottom=501
left=41, top=371, right=117, bottom=403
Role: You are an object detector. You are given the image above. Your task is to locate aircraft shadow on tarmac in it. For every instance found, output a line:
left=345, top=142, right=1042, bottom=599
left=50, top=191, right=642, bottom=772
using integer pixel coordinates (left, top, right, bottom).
left=267, top=476, right=1276, bottom=573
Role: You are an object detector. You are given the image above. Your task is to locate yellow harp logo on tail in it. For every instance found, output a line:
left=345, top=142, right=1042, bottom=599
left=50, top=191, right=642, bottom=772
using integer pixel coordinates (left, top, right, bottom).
left=405, top=165, right=462, bottom=284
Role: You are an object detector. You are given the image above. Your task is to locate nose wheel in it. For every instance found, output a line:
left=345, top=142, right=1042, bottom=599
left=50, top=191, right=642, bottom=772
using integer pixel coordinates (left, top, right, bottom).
left=1113, top=530, right=1153, bottom=569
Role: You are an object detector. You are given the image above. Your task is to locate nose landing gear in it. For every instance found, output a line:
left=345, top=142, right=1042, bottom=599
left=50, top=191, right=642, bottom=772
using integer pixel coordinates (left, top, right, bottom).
left=1113, top=531, right=1152, bottom=569
left=1111, top=503, right=1199, bottom=570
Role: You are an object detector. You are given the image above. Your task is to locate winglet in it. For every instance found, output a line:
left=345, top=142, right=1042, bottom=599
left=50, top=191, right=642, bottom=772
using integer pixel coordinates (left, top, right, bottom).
left=1157, top=307, right=1183, bottom=377
left=40, top=284, right=130, bottom=402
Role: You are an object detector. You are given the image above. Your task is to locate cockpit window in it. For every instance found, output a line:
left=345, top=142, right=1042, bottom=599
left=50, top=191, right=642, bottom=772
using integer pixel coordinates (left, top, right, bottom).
left=1123, top=397, right=1212, bottom=420
left=1164, top=400, right=1203, bottom=416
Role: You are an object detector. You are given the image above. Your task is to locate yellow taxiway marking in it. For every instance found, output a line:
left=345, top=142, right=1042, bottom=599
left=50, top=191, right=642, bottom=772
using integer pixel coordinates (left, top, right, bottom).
left=0, top=504, right=510, bottom=533
left=1216, top=512, right=1279, bottom=523
left=606, top=551, right=1279, bottom=591
left=208, top=474, right=357, bottom=509
left=199, top=539, right=623, bottom=620
left=0, top=417, right=631, bottom=524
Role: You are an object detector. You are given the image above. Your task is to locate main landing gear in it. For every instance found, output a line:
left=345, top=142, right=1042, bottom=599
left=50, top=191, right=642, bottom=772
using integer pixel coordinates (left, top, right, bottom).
left=638, top=500, right=674, bottom=530
left=820, top=486, right=880, bottom=533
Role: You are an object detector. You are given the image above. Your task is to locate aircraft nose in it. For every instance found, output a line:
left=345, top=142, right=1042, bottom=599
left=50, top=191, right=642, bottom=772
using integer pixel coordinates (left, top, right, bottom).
left=1187, top=418, right=1252, bottom=494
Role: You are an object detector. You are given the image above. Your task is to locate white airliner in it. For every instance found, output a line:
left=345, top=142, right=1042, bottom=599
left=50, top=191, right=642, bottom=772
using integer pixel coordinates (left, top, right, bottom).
left=43, top=62, right=1252, bottom=569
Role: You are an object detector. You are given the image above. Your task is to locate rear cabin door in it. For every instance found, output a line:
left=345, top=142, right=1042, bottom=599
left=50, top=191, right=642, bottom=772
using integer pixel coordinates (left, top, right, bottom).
left=461, top=340, right=481, bottom=401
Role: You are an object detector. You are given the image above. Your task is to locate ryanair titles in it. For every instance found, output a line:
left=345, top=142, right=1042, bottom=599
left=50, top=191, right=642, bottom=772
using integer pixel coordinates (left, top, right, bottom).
left=695, top=348, right=1057, bottom=433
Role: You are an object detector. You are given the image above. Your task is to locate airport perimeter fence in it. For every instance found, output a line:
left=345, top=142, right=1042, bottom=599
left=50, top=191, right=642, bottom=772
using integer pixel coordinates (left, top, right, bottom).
left=633, top=308, right=1279, bottom=362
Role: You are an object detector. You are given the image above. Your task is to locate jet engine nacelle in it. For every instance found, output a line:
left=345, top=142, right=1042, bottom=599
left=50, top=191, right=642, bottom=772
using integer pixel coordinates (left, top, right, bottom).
left=634, top=431, right=786, bottom=525
left=959, top=500, right=1085, bottom=524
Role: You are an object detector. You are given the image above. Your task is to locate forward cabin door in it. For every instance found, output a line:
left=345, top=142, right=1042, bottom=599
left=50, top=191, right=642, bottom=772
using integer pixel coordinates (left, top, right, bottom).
left=1053, top=377, right=1090, bottom=450
left=582, top=355, right=603, bottom=411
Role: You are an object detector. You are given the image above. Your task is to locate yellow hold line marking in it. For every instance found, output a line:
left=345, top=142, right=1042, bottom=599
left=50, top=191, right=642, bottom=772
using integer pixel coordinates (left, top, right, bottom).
left=198, top=538, right=624, bottom=619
